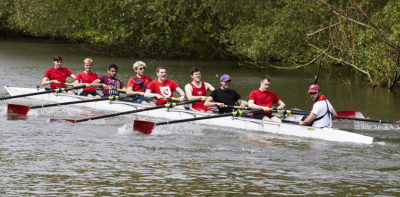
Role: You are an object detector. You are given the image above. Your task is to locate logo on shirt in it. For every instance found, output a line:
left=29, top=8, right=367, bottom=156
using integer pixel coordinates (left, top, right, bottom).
left=160, top=86, right=171, bottom=97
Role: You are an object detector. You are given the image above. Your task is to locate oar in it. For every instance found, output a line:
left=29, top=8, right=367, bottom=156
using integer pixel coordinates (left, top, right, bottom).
left=50, top=98, right=204, bottom=123
left=7, top=95, right=137, bottom=116
left=277, top=109, right=400, bottom=127
left=1, top=85, right=87, bottom=101
left=134, top=109, right=268, bottom=134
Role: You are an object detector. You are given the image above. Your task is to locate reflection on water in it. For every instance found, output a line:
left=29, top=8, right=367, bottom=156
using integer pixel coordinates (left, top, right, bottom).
left=0, top=39, right=400, bottom=196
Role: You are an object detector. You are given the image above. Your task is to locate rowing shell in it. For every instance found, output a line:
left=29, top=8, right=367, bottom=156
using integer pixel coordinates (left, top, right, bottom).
left=4, top=86, right=374, bottom=144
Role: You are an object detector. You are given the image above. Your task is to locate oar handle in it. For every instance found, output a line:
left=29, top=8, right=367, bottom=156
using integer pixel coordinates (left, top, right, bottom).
left=54, top=82, right=73, bottom=86
left=222, top=105, right=249, bottom=110
left=107, top=88, right=127, bottom=93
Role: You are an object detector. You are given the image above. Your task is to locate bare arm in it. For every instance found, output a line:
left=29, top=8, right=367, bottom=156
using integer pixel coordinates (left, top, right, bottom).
left=204, top=96, right=224, bottom=107
left=41, top=77, right=58, bottom=86
left=299, top=113, right=316, bottom=126
left=90, top=79, right=106, bottom=88
left=185, top=84, right=206, bottom=101
left=331, top=108, right=337, bottom=117
left=175, top=87, right=186, bottom=101
left=276, top=99, right=286, bottom=110
left=69, top=74, right=76, bottom=80
left=205, top=82, right=215, bottom=92
left=236, top=99, right=245, bottom=108
left=248, top=100, right=265, bottom=110
left=144, top=89, right=163, bottom=99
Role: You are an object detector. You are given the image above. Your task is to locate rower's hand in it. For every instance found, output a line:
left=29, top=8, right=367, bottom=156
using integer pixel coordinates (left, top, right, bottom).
left=215, top=103, right=225, bottom=107
left=102, top=84, right=109, bottom=89
left=239, top=104, right=246, bottom=109
left=155, top=94, right=163, bottom=99
left=262, top=107, right=271, bottom=112
left=178, top=96, right=185, bottom=102
left=51, top=80, right=59, bottom=84
left=277, top=105, right=284, bottom=110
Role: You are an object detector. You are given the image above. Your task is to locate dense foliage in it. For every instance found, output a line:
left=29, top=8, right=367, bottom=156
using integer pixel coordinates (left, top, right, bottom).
left=0, top=0, right=399, bottom=88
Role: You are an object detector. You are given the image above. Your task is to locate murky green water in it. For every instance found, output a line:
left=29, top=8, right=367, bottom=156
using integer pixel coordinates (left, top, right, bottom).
left=0, top=39, right=399, bottom=196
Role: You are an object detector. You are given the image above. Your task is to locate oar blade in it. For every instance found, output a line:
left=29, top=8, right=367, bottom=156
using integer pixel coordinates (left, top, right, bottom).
left=7, top=104, right=30, bottom=116
left=334, top=110, right=356, bottom=121
left=397, top=121, right=400, bottom=127
left=337, top=110, right=355, bottom=117
left=49, top=118, right=77, bottom=123
left=133, top=120, right=156, bottom=134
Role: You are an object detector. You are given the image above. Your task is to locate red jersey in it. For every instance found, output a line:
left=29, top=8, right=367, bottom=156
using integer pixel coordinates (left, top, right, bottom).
left=127, top=75, right=152, bottom=92
left=44, top=67, right=73, bottom=89
left=248, top=89, right=279, bottom=113
left=147, top=79, right=179, bottom=105
left=188, top=82, right=211, bottom=112
left=75, top=72, right=98, bottom=92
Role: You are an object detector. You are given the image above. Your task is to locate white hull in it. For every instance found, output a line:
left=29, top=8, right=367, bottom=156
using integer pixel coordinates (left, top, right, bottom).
left=4, top=86, right=374, bottom=144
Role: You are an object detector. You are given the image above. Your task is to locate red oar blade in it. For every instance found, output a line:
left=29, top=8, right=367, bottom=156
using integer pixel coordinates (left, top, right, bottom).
left=334, top=110, right=356, bottom=121
left=397, top=121, right=400, bottom=127
left=133, top=120, right=156, bottom=134
left=49, top=118, right=77, bottom=123
left=337, top=110, right=356, bottom=117
left=7, top=104, right=30, bottom=116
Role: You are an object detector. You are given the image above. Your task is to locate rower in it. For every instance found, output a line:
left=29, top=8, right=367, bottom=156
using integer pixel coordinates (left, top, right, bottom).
left=145, top=67, right=186, bottom=108
left=126, top=61, right=156, bottom=106
left=41, top=54, right=76, bottom=95
left=72, top=58, right=101, bottom=98
left=299, top=84, right=338, bottom=128
left=248, top=75, right=286, bottom=123
left=184, top=67, right=215, bottom=113
left=204, top=74, right=245, bottom=113
left=92, top=64, right=126, bottom=98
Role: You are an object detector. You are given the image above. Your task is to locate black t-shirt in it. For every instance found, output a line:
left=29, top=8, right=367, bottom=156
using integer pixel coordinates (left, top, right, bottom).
left=210, top=88, right=241, bottom=113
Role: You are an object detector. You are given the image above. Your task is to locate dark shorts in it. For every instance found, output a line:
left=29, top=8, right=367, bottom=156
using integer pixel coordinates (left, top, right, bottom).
left=131, top=96, right=154, bottom=104
left=252, top=112, right=273, bottom=120
left=79, top=91, right=99, bottom=97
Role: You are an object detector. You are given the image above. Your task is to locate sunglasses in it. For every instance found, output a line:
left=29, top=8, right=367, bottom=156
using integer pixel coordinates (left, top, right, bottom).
left=138, top=67, right=145, bottom=70
left=308, top=92, right=317, bottom=95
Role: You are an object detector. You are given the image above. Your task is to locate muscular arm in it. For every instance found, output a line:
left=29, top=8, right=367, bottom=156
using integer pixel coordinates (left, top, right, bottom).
left=69, top=74, right=76, bottom=80
left=276, top=99, right=286, bottom=110
left=41, top=77, right=56, bottom=86
left=248, top=100, right=264, bottom=110
left=204, top=96, right=224, bottom=107
left=299, top=113, right=316, bottom=126
left=90, top=79, right=105, bottom=88
left=144, top=89, right=162, bottom=99
left=205, top=82, right=215, bottom=92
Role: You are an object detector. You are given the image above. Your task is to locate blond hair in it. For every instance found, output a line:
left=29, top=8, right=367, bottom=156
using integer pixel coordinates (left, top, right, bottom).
left=84, top=58, right=93, bottom=64
left=133, top=61, right=146, bottom=70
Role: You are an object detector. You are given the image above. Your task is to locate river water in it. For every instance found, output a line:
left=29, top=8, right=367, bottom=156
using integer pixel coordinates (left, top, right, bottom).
left=0, top=39, right=399, bottom=196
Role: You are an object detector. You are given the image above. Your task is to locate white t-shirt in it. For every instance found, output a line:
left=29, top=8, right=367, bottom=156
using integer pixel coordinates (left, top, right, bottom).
left=311, top=99, right=334, bottom=128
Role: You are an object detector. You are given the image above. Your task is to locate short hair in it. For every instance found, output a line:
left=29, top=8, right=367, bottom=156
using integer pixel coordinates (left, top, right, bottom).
left=190, top=67, right=201, bottom=76
left=260, top=75, right=271, bottom=82
left=156, top=66, right=166, bottom=73
left=133, top=61, right=146, bottom=70
left=108, top=64, right=118, bottom=70
left=52, top=54, right=62, bottom=62
left=84, top=58, right=93, bottom=64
